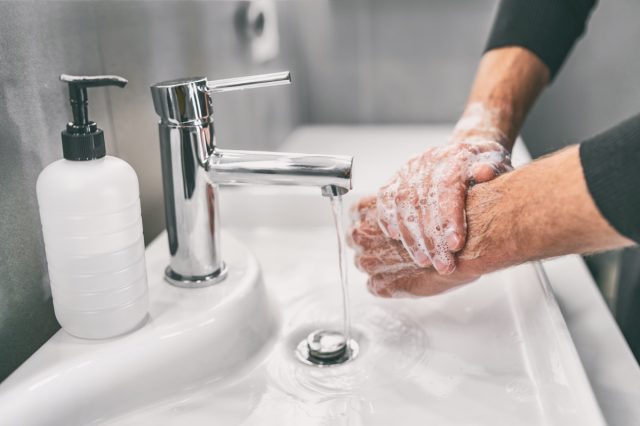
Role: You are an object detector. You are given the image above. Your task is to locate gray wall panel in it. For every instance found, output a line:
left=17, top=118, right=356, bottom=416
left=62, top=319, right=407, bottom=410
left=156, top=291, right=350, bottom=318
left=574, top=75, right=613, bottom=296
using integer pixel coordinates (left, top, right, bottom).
left=0, top=0, right=301, bottom=382
left=0, top=1, right=112, bottom=382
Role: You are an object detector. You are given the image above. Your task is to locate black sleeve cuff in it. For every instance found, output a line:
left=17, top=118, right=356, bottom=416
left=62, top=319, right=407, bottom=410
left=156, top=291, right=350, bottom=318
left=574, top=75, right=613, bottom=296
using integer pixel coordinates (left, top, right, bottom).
left=485, top=0, right=597, bottom=81
left=580, top=114, right=640, bottom=243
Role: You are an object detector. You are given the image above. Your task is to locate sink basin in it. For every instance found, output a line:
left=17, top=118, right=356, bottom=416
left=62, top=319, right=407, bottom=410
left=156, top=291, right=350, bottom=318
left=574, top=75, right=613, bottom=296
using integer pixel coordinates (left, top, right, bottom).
left=98, top=227, right=604, bottom=426
left=0, top=126, right=605, bottom=425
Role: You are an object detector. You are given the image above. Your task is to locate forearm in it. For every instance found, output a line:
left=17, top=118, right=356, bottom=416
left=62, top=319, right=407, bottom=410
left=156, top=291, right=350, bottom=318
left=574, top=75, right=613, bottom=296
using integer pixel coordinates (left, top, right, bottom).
left=462, top=145, right=635, bottom=273
left=453, top=47, right=549, bottom=151
left=458, top=0, right=598, bottom=151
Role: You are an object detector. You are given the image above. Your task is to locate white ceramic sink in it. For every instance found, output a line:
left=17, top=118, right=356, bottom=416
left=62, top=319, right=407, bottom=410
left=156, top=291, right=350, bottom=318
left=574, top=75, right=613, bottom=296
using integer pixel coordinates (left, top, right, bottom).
left=0, top=126, right=606, bottom=425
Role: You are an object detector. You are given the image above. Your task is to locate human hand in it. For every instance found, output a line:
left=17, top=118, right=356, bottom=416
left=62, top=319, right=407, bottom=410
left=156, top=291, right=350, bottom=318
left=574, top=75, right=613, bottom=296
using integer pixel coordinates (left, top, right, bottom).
left=349, top=196, right=483, bottom=297
left=376, top=104, right=513, bottom=274
left=352, top=145, right=635, bottom=298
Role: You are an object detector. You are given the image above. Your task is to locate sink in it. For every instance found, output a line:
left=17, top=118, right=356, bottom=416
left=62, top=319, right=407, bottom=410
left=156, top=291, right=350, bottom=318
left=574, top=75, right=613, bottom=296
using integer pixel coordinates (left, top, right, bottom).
left=0, top=126, right=605, bottom=425
left=100, top=227, right=603, bottom=426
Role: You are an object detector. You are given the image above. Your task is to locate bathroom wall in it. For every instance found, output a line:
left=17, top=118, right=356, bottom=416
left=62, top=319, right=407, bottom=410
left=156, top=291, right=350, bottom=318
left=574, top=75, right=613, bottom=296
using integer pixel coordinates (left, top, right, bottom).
left=0, top=1, right=110, bottom=383
left=288, top=0, right=498, bottom=125
left=292, top=0, right=640, bottom=157
left=0, top=0, right=301, bottom=382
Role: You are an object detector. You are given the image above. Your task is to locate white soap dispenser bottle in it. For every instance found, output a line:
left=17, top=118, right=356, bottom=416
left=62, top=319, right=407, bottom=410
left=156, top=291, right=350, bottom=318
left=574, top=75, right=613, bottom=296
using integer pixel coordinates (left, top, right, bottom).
left=36, top=74, right=148, bottom=339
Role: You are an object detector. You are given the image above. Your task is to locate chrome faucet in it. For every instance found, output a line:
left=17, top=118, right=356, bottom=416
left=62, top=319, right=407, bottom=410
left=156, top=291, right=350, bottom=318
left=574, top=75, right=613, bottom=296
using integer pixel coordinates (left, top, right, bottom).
left=150, top=72, right=353, bottom=288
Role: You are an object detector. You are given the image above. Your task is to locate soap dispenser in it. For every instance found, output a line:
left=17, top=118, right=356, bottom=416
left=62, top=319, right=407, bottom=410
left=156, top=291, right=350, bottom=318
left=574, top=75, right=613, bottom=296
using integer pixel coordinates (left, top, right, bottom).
left=36, top=74, right=149, bottom=339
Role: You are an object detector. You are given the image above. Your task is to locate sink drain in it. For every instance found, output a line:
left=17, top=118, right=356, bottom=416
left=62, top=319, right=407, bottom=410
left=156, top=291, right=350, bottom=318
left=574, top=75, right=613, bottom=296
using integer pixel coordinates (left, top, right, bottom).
left=295, top=329, right=359, bottom=366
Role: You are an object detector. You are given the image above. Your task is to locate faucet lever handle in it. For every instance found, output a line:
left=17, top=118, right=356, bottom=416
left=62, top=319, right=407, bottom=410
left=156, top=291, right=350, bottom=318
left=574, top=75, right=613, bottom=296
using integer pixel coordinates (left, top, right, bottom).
left=206, top=71, right=291, bottom=94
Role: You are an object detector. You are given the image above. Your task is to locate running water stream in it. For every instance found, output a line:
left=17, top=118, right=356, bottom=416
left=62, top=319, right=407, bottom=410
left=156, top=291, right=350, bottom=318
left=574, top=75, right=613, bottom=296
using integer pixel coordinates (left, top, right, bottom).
left=295, top=190, right=359, bottom=366
left=329, top=192, right=351, bottom=346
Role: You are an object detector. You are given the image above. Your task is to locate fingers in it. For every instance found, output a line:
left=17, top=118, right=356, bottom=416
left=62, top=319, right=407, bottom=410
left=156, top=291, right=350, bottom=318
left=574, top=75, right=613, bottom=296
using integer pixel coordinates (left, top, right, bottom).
left=470, top=160, right=512, bottom=184
left=393, top=183, right=434, bottom=268
left=469, top=143, right=513, bottom=184
left=351, top=195, right=377, bottom=217
left=348, top=196, right=386, bottom=251
left=470, top=163, right=498, bottom=184
left=378, top=152, right=459, bottom=273
left=366, top=269, right=451, bottom=298
left=421, top=164, right=467, bottom=264
left=367, top=268, right=478, bottom=298
left=376, top=155, right=423, bottom=240
left=357, top=254, right=416, bottom=276
left=351, top=196, right=424, bottom=275
left=350, top=191, right=429, bottom=277
left=376, top=178, right=401, bottom=239
left=349, top=195, right=377, bottom=228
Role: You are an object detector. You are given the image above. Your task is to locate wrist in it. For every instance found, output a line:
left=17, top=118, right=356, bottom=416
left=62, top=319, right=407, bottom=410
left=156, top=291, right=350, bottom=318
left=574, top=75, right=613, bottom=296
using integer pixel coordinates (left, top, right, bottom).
left=458, top=47, right=550, bottom=150
left=459, top=145, right=633, bottom=275
left=451, top=102, right=514, bottom=149
left=457, top=175, right=521, bottom=276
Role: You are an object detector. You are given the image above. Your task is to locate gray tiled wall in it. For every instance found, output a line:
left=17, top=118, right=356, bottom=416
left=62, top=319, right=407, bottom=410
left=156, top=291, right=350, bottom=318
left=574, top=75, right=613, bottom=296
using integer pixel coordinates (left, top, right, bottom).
left=289, top=0, right=498, bottom=124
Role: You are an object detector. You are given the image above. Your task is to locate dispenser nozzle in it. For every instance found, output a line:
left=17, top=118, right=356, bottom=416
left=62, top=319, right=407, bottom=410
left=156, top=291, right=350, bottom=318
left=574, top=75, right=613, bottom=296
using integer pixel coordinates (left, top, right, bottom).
left=59, top=74, right=128, bottom=161
left=60, top=74, right=128, bottom=127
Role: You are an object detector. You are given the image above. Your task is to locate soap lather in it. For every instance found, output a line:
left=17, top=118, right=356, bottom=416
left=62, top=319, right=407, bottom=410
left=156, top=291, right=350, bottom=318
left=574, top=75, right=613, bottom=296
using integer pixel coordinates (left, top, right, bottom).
left=36, top=74, right=149, bottom=339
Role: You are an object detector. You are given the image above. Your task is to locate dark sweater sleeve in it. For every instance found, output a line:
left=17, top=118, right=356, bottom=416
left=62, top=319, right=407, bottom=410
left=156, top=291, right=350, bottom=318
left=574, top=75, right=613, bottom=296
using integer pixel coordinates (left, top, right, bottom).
left=580, top=115, right=640, bottom=243
left=485, top=0, right=597, bottom=80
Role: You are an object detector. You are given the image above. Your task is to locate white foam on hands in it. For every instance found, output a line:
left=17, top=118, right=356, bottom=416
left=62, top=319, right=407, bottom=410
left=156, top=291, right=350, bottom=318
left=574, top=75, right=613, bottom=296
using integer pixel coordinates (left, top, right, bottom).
left=375, top=102, right=513, bottom=275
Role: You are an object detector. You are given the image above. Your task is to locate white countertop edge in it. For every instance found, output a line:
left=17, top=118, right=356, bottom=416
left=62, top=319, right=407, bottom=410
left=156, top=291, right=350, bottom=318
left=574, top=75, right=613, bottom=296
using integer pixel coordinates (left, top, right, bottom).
left=544, top=253, right=640, bottom=424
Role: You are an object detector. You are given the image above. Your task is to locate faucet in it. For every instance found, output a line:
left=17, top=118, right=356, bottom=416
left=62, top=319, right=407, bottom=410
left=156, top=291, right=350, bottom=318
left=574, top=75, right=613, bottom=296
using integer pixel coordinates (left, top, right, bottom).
left=150, top=71, right=353, bottom=288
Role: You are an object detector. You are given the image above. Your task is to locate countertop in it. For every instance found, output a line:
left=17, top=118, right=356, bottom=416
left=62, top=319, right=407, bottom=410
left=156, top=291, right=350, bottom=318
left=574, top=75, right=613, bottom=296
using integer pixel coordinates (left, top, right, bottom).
left=544, top=255, right=640, bottom=425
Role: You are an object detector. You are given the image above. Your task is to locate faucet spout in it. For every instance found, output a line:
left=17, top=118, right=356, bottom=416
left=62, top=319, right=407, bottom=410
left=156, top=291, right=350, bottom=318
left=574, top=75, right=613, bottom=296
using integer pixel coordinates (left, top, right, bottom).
left=208, top=149, right=353, bottom=194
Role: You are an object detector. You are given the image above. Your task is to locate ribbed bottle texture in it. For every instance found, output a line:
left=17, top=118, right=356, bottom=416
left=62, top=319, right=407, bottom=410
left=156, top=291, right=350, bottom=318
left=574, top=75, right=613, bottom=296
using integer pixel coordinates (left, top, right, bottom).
left=37, top=157, right=148, bottom=339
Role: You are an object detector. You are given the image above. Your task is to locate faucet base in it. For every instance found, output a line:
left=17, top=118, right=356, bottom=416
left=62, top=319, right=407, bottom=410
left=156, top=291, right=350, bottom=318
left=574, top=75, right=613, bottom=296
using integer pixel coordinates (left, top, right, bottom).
left=164, top=264, right=228, bottom=288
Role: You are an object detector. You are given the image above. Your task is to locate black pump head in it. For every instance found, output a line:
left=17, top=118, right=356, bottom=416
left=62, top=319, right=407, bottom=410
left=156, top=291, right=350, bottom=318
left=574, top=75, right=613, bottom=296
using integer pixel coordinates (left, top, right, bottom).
left=60, top=74, right=128, bottom=161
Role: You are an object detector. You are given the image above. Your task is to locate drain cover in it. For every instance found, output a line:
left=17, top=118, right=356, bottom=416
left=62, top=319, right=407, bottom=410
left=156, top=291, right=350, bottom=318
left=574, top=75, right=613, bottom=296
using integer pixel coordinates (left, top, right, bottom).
left=295, top=329, right=359, bottom=366
left=307, top=330, right=347, bottom=360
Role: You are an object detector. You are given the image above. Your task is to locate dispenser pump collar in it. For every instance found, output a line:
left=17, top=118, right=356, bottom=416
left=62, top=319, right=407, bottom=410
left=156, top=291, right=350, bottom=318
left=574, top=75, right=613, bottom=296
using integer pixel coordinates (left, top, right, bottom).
left=60, top=74, right=127, bottom=161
